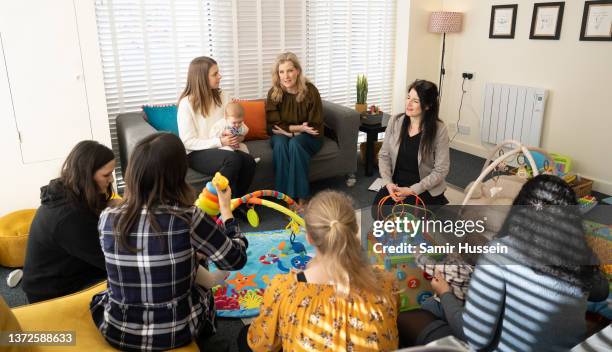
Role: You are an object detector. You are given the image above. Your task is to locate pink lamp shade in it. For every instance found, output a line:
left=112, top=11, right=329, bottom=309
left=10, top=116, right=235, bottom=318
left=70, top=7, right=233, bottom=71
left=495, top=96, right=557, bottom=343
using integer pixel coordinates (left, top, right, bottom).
left=428, top=11, right=463, bottom=33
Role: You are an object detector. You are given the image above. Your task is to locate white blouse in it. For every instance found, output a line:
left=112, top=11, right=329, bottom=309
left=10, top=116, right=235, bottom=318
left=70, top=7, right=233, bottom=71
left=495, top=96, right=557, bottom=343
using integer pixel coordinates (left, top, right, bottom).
left=177, top=92, right=227, bottom=153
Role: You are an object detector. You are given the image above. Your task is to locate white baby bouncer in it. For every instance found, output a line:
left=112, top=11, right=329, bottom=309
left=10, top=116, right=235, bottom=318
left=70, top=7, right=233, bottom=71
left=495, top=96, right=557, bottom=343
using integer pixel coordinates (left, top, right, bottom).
left=460, top=140, right=556, bottom=238
left=462, top=139, right=557, bottom=206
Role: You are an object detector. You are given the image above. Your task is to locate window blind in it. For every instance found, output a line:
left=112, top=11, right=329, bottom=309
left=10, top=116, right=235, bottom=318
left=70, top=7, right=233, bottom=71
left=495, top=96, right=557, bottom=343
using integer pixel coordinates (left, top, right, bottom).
left=305, top=0, right=396, bottom=113
left=94, top=0, right=395, bottom=188
left=94, top=0, right=215, bottom=188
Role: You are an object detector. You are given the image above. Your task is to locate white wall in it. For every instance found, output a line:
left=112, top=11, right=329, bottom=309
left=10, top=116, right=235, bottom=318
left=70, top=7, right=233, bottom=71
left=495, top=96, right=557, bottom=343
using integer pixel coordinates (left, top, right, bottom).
left=411, top=0, right=612, bottom=194
left=393, top=0, right=442, bottom=115
left=0, top=0, right=110, bottom=215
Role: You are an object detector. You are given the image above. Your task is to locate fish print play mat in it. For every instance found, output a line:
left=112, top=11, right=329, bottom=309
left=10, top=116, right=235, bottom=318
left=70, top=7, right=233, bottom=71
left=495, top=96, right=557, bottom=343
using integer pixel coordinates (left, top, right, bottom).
left=210, top=229, right=315, bottom=317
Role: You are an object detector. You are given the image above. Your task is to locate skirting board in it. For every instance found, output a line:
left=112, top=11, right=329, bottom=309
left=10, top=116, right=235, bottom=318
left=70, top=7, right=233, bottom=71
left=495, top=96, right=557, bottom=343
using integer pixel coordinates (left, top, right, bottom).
left=451, top=140, right=612, bottom=196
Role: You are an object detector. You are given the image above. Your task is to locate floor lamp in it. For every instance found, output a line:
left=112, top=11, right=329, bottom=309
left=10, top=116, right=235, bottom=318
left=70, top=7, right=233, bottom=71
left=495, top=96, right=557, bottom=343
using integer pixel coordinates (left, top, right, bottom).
left=428, top=11, right=463, bottom=101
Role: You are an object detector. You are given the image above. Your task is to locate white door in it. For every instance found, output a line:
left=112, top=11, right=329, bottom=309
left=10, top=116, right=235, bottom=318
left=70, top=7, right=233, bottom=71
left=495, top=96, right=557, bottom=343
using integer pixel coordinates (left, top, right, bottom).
left=0, top=0, right=92, bottom=163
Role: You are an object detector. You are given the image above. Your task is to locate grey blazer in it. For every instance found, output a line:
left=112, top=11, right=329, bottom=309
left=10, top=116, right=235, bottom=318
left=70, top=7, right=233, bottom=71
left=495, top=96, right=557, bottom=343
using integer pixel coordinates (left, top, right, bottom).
left=377, top=114, right=450, bottom=196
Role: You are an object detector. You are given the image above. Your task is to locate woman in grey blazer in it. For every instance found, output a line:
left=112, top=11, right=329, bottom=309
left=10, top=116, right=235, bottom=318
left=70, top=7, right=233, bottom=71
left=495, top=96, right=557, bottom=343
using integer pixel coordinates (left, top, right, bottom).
left=373, top=80, right=450, bottom=215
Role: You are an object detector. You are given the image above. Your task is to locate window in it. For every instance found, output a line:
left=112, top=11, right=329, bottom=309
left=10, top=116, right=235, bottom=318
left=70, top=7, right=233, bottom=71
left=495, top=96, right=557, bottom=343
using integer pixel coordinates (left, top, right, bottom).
left=208, top=0, right=305, bottom=100
left=94, top=0, right=396, bottom=187
left=305, top=0, right=396, bottom=113
left=95, top=0, right=216, bottom=187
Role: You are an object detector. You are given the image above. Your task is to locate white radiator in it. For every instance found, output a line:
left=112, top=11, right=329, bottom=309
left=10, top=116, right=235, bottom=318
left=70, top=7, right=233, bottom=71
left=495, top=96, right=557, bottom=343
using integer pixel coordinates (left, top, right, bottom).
left=481, top=83, right=547, bottom=146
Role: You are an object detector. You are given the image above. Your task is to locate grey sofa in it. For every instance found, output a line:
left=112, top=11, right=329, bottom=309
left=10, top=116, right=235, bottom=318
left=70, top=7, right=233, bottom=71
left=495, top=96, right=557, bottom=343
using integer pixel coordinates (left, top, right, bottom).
left=116, top=100, right=360, bottom=191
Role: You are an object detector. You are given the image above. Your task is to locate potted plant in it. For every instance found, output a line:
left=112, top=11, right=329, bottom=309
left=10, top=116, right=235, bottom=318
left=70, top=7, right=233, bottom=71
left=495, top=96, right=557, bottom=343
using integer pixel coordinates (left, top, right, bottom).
left=355, top=74, right=368, bottom=113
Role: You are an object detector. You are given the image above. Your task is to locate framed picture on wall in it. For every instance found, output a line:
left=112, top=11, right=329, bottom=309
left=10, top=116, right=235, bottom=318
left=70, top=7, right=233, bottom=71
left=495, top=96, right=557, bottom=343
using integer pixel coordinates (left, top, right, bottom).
left=530, top=2, right=565, bottom=40
left=580, top=0, right=612, bottom=41
left=490, top=4, right=518, bottom=38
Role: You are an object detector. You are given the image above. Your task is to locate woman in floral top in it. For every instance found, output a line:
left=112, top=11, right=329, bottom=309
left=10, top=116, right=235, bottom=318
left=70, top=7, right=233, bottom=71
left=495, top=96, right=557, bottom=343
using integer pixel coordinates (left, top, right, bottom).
left=242, top=190, right=399, bottom=352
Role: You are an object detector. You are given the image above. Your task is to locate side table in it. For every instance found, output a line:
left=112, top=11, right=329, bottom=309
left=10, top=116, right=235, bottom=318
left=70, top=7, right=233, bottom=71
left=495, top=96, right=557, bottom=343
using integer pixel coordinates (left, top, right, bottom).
left=359, top=113, right=390, bottom=176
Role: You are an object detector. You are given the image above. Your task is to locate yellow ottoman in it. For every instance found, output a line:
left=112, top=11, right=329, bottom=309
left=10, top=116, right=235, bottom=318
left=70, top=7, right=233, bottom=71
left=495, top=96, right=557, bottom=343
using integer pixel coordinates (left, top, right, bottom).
left=12, top=281, right=198, bottom=351
left=0, top=209, right=36, bottom=268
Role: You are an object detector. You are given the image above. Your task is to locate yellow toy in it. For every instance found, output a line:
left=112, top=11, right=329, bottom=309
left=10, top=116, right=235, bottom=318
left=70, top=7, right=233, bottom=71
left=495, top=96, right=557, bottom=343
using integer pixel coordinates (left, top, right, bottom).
left=195, top=172, right=231, bottom=217
left=194, top=172, right=305, bottom=289
left=195, top=172, right=303, bottom=228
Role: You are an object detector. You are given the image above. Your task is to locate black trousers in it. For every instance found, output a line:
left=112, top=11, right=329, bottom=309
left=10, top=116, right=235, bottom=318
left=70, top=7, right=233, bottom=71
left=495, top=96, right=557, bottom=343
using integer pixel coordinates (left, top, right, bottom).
left=188, top=148, right=256, bottom=197
left=237, top=324, right=252, bottom=352
left=371, top=185, right=448, bottom=220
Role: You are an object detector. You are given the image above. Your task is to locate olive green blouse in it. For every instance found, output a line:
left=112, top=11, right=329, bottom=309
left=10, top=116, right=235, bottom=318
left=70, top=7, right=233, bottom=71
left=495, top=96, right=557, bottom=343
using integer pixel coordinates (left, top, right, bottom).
left=265, top=82, right=323, bottom=138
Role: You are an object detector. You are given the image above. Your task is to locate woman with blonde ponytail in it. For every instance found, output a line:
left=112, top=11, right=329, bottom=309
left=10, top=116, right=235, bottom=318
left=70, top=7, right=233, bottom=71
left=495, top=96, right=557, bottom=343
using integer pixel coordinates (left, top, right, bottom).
left=241, top=191, right=399, bottom=352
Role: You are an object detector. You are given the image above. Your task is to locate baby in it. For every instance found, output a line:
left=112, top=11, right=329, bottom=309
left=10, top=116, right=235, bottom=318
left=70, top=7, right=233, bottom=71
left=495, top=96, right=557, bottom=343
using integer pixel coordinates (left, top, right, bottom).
left=210, top=102, right=250, bottom=154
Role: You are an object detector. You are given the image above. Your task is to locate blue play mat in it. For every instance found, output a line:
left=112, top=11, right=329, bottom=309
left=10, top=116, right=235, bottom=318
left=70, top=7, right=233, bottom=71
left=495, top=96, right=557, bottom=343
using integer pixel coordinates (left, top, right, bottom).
left=209, top=229, right=315, bottom=318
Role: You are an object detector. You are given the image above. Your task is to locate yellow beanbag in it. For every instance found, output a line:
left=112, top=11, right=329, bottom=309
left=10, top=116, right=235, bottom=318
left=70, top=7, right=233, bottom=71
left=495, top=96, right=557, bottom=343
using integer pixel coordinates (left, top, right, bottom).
left=0, top=209, right=36, bottom=268
left=12, top=281, right=198, bottom=351
left=1, top=296, right=33, bottom=352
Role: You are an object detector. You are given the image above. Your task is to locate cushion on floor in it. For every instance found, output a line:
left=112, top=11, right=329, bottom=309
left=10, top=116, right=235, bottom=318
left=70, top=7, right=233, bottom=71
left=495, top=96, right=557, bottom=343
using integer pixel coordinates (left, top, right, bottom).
left=0, top=209, right=36, bottom=268
left=12, top=281, right=198, bottom=351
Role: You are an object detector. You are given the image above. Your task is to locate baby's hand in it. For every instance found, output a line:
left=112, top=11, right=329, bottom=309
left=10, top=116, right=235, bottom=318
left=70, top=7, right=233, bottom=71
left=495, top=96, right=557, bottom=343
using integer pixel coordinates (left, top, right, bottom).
left=431, top=270, right=451, bottom=296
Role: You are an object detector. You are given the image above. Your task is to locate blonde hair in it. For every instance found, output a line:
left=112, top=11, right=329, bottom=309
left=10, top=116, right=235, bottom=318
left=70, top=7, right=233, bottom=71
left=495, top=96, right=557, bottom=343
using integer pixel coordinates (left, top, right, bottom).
left=304, top=191, right=381, bottom=297
left=270, top=52, right=309, bottom=104
left=225, top=102, right=244, bottom=119
left=178, top=56, right=222, bottom=116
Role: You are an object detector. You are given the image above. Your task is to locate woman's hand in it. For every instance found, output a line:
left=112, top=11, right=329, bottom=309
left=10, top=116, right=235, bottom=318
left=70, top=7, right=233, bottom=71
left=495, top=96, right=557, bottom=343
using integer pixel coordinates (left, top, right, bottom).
left=386, top=183, right=402, bottom=202
left=215, top=183, right=234, bottom=220
left=395, top=186, right=416, bottom=201
left=220, top=133, right=239, bottom=147
left=431, top=270, right=451, bottom=296
left=272, top=125, right=292, bottom=137
left=300, top=122, right=319, bottom=136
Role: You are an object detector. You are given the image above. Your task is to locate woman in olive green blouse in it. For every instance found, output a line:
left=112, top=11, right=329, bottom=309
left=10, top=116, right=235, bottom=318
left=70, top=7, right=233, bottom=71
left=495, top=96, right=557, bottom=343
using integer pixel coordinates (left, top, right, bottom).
left=265, top=52, right=323, bottom=207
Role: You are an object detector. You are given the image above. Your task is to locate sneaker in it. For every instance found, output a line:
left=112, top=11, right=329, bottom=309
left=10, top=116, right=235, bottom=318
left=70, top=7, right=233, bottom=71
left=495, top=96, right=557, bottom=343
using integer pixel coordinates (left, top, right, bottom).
left=7, top=269, right=23, bottom=288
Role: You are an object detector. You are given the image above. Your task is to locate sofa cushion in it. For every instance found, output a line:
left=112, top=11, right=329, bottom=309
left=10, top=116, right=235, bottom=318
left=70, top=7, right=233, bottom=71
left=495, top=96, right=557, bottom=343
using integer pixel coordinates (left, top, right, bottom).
left=246, top=137, right=340, bottom=190
left=142, top=104, right=179, bottom=135
left=238, top=100, right=269, bottom=141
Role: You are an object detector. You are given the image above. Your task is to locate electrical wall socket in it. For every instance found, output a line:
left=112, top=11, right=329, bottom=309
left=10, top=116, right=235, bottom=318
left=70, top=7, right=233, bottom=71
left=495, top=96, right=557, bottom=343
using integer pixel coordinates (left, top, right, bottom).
left=458, top=124, right=470, bottom=135
left=462, top=72, right=475, bottom=80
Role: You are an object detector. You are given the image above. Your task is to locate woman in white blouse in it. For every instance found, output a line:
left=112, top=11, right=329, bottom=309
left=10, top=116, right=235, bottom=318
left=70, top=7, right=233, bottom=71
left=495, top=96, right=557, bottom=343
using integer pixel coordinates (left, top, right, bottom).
left=177, top=56, right=256, bottom=196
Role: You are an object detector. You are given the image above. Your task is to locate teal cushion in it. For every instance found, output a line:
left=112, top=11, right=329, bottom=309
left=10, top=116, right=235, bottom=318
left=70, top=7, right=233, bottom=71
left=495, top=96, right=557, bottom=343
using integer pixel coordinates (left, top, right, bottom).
left=142, top=104, right=179, bottom=135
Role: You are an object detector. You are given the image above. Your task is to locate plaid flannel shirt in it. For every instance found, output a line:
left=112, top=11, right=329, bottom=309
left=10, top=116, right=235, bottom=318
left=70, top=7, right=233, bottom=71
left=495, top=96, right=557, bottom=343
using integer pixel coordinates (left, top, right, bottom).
left=415, top=253, right=474, bottom=301
left=90, top=204, right=247, bottom=351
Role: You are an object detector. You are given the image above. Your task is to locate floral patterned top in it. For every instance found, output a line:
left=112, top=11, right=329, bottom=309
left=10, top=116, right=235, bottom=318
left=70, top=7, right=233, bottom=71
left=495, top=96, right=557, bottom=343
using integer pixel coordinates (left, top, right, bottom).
left=247, top=271, right=399, bottom=352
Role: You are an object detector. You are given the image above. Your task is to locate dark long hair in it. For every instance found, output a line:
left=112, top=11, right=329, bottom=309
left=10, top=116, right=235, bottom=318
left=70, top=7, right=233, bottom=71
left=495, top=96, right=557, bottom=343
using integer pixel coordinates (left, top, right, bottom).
left=115, top=133, right=195, bottom=252
left=404, top=80, right=441, bottom=158
left=178, top=56, right=222, bottom=116
left=499, top=174, right=597, bottom=290
left=60, top=140, right=114, bottom=215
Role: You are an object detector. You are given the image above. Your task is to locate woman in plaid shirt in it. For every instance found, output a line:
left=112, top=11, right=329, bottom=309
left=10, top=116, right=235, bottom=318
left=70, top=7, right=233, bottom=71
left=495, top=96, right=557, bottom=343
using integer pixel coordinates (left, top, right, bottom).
left=90, top=133, right=248, bottom=351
